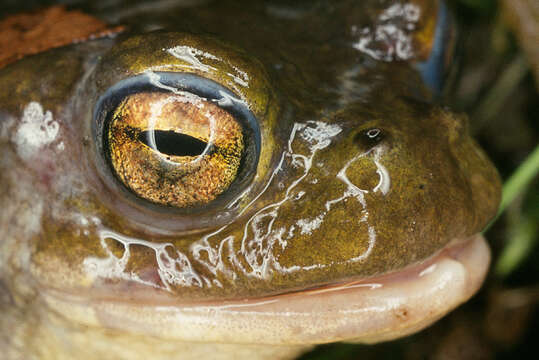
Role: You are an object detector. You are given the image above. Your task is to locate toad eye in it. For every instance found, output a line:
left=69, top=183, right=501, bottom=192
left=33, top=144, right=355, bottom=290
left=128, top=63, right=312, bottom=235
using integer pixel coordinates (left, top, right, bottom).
left=94, top=72, right=260, bottom=209
left=108, top=92, right=244, bottom=207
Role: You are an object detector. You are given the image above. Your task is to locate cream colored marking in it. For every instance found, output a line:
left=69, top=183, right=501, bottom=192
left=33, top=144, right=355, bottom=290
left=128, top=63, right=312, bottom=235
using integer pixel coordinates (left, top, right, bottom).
left=13, top=102, right=59, bottom=160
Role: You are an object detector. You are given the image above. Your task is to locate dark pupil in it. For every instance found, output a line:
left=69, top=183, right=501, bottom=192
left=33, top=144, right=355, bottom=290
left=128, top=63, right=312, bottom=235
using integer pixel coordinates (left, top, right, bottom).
left=138, top=130, right=208, bottom=157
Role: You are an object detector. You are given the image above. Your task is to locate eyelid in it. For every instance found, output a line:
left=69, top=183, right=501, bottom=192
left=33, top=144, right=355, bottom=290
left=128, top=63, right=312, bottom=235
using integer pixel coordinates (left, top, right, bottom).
left=91, top=32, right=274, bottom=123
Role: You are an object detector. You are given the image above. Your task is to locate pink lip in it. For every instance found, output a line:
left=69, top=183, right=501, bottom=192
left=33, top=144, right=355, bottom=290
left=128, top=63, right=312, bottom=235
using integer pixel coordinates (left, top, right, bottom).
left=41, top=233, right=490, bottom=345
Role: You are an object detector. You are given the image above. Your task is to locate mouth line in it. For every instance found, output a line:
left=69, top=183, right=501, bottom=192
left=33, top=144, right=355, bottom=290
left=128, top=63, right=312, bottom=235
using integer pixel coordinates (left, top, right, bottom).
left=42, top=233, right=490, bottom=345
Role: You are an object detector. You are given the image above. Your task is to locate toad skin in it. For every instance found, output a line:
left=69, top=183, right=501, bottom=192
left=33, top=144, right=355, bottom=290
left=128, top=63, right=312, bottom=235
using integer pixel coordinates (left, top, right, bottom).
left=0, top=1, right=501, bottom=359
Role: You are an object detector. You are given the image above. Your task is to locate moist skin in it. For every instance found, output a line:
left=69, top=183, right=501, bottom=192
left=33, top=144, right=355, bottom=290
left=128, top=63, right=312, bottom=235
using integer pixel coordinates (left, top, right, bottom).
left=41, top=234, right=490, bottom=345
left=2, top=235, right=489, bottom=360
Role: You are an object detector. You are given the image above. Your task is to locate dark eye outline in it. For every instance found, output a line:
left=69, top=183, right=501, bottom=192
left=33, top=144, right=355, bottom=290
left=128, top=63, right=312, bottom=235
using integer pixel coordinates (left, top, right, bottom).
left=354, top=127, right=385, bottom=151
left=92, top=72, right=261, bottom=214
left=365, top=128, right=381, bottom=140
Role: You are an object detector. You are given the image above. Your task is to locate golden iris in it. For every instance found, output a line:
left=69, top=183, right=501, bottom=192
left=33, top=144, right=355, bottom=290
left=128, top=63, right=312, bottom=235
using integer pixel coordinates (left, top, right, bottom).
left=107, top=92, right=244, bottom=208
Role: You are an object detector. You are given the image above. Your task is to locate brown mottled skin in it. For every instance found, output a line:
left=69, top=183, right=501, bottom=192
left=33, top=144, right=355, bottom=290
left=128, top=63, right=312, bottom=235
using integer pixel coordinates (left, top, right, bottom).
left=0, top=0, right=500, bottom=358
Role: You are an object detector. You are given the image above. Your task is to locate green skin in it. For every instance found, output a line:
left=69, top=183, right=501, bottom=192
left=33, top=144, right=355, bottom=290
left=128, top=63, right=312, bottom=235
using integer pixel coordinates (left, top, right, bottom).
left=0, top=0, right=500, bottom=308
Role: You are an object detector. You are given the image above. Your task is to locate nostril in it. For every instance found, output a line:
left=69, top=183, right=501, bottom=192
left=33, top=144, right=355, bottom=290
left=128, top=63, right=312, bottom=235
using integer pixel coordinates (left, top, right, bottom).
left=354, top=127, right=386, bottom=151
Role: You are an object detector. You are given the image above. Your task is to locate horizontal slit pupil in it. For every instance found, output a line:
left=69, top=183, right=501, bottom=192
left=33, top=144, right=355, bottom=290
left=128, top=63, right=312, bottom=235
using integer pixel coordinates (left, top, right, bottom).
left=138, top=130, right=208, bottom=157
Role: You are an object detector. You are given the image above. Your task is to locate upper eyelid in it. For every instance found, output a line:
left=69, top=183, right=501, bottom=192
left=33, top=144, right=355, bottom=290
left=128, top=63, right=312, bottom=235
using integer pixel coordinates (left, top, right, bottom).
left=91, top=32, right=273, bottom=121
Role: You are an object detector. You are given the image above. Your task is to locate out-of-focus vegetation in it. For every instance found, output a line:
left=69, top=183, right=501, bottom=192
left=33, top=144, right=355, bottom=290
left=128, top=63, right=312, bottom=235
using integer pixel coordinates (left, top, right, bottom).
left=301, top=0, right=539, bottom=359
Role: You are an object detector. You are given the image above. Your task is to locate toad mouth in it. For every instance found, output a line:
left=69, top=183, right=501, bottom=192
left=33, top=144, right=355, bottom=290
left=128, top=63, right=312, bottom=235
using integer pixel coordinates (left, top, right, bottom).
left=41, top=234, right=489, bottom=344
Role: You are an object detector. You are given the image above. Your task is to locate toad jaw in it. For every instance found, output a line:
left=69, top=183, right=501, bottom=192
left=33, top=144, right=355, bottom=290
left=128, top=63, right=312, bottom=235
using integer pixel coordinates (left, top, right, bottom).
left=41, top=234, right=489, bottom=345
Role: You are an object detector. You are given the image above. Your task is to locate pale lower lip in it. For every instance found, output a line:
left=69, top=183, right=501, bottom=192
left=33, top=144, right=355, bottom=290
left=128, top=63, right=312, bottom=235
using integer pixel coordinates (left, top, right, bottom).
left=43, top=234, right=490, bottom=344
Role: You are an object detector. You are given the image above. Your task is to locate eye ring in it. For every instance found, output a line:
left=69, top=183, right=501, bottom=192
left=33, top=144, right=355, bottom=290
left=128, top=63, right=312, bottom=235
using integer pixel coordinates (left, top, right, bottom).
left=354, top=127, right=385, bottom=151
left=93, top=72, right=260, bottom=212
left=365, top=128, right=381, bottom=139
